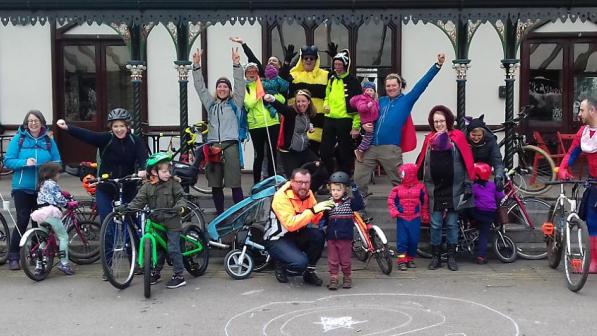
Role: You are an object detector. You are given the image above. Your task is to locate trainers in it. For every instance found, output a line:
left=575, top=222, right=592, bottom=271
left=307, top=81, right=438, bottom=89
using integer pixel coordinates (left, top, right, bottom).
left=57, top=263, right=75, bottom=276
left=398, top=262, right=408, bottom=271
left=354, top=149, right=364, bottom=162
left=406, top=260, right=417, bottom=268
left=327, top=276, right=339, bottom=290
left=303, top=270, right=323, bottom=286
left=101, top=273, right=108, bottom=281
left=150, top=271, right=161, bottom=285
left=342, top=276, right=352, bottom=289
left=8, top=259, right=20, bottom=271
left=476, top=256, right=488, bottom=265
left=166, top=274, right=186, bottom=289
left=274, top=267, right=288, bottom=283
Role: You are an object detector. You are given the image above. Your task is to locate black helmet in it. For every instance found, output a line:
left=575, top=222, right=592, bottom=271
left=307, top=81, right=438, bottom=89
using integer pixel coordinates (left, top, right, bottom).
left=107, top=108, right=131, bottom=123
left=329, top=171, right=350, bottom=185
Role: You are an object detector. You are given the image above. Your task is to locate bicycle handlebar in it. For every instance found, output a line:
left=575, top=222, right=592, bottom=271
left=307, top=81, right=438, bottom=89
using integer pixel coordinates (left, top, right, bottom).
left=88, top=173, right=143, bottom=185
left=544, top=180, right=597, bottom=185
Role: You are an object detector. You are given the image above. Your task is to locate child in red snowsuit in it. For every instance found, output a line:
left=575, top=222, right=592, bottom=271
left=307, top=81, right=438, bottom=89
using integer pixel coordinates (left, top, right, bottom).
left=349, top=81, right=379, bottom=162
left=387, top=163, right=430, bottom=271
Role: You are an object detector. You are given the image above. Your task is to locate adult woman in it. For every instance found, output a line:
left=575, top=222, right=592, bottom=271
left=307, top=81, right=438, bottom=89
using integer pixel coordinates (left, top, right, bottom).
left=465, top=114, right=505, bottom=191
left=192, top=48, right=245, bottom=214
left=56, top=108, right=148, bottom=224
left=264, top=89, right=325, bottom=180
left=4, top=110, right=61, bottom=270
left=416, top=105, right=475, bottom=271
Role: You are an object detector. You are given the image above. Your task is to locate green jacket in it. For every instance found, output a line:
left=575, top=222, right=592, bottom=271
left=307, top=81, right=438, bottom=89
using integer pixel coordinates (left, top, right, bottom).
left=127, top=178, right=186, bottom=231
left=323, top=72, right=362, bottom=129
left=244, top=80, right=279, bottom=130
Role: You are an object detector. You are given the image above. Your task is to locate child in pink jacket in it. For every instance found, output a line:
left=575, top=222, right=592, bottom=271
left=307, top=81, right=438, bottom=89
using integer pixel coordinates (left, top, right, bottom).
left=349, top=81, right=379, bottom=162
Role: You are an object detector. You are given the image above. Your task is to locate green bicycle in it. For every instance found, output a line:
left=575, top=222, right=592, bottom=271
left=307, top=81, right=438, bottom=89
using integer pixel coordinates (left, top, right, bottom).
left=133, top=207, right=209, bottom=298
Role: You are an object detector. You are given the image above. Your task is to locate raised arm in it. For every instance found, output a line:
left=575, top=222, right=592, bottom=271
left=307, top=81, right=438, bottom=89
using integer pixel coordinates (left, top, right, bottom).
left=230, top=37, right=264, bottom=77
left=231, top=47, right=246, bottom=109
left=405, top=53, right=445, bottom=103
left=191, top=48, right=214, bottom=108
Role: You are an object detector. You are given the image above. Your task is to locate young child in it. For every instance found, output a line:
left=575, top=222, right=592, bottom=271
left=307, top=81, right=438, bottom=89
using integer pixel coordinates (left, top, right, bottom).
left=30, top=162, right=75, bottom=275
left=387, top=163, right=429, bottom=271
left=324, top=171, right=363, bottom=290
left=349, top=81, right=379, bottom=162
left=469, top=162, right=505, bottom=264
left=263, top=64, right=290, bottom=117
left=125, top=152, right=188, bottom=288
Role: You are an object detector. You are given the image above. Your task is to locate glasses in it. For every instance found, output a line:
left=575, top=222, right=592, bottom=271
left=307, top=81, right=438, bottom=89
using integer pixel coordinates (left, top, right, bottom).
left=433, top=120, right=446, bottom=124
left=27, top=119, right=40, bottom=125
left=302, top=56, right=316, bottom=61
left=292, top=180, right=310, bottom=186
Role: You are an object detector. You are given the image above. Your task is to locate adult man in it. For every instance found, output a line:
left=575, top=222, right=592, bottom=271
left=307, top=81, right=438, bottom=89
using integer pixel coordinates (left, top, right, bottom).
left=558, top=97, right=597, bottom=272
left=321, top=49, right=362, bottom=176
left=264, top=168, right=335, bottom=285
left=353, top=53, right=446, bottom=196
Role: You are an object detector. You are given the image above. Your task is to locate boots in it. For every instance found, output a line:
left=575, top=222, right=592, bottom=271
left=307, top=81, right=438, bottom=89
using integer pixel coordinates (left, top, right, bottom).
left=327, top=275, right=339, bottom=290
left=589, top=236, right=597, bottom=274
left=428, top=245, right=442, bottom=270
left=303, top=266, right=323, bottom=286
left=7, top=253, right=20, bottom=271
left=447, top=244, right=458, bottom=271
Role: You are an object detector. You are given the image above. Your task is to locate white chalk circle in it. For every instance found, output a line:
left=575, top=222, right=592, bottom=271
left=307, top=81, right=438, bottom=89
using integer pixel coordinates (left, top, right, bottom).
left=225, top=293, right=519, bottom=336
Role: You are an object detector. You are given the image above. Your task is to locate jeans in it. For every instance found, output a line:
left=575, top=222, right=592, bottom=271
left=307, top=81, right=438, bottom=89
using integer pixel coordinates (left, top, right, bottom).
left=98, top=187, right=137, bottom=270
left=430, top=211, right=459, bottom=245
left=155, top=231, right=184, bottom=275
left=9, top=190, right=38, bottom=258
left=266, top=228, right=325, bottom=274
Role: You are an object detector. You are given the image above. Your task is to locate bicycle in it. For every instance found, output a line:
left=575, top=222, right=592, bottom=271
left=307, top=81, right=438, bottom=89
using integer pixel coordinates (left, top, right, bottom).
left=135, top=207, right=209, bottom=298
left=223, top=223, right=269, bottom=280
left=0, top=134, right=14, bottom=177
left=0, top=206, right=10, bottom=265
left=60, top=193, right=101, bottom=265
left=352, top=212, right=393, bottom=275
left=543, top=180, right=593, bottom=292
left=494, top=105, right=556, bottom=195
left=500, top=168, right=551, bottom=260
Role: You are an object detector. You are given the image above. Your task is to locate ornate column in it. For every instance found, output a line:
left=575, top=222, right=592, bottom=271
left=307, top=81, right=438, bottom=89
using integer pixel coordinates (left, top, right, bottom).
left=500, top=59, right=519, bottom=169
left=175, top=60, right=192, bottom=153
left=126, top=61, right=146, bottom=134
left=452, top=60, right=470, bottom=129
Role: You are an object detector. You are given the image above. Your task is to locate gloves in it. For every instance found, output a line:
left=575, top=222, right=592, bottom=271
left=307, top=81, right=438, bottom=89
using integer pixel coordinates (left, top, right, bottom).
left=61, top=191, right=72, bottom=199
left=312, top=200, right=335, bottom=214
left=114, top=204, right=128, bottom=214
left=557, top=167, right=573, bottom=180
left=283, top=44, right=297, bottom=63
left=421, top=213, right=430, bottom=224
left=325, top=42, right=338, bottom=58
left=495, top=176, right=504, bottom=192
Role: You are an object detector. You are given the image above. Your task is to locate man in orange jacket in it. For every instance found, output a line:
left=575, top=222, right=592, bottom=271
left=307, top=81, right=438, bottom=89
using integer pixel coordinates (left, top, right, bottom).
left=265, top=168, right=335, bottom=284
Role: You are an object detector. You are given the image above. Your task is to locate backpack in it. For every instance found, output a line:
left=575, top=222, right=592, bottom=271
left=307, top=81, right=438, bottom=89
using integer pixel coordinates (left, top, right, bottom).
left=96, top=133, right=136, bottom=174
left=18, top=133, right=52, bottom=152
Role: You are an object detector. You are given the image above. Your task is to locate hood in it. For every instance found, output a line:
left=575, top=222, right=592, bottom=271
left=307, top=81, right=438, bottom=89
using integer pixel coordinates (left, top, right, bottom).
left=399, top=163, right=419, bottom=187
left=332, top=49, right=351, bottom=74
left=18, top=125, right=49, bottom=139
left=290, top=48, right=324, bottom=79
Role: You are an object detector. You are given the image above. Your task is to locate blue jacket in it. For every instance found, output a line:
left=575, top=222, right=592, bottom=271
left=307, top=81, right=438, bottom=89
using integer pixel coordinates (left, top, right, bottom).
left=4, top=127, right=61, bottom=192
left=373, top=65, right=440, bottom=146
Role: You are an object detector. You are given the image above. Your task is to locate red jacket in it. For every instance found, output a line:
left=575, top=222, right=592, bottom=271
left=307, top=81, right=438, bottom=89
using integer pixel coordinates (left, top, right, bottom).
left=387, top=163, right=430, bottom=222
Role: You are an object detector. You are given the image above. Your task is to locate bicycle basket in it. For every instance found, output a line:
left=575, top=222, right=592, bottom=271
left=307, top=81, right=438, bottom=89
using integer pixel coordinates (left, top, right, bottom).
left=172, top=161, right=199, bottom=187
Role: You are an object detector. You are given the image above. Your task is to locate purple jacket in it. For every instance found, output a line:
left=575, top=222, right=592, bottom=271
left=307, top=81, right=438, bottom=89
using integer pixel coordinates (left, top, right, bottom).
left=472, top=181, right=504, bottom=212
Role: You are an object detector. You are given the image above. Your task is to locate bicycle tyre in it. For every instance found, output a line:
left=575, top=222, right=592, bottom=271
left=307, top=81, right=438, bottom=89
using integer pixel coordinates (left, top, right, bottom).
left=224, top=249, right=254, bottom=280
left=370, top=229, right=392, bottom=275
left=67, top=220, right=101, bottom=264
left=0, top=213, right=10, bottom=265
left=182, top=198, right=207, bottom=232
left=0, top=161, right=13, bottom=176
left=547, top=204, right=565, bottom=269
left=564, top=218, right=590, bottom=292
left=181, top=224, right=209, bottom=277
left=143, top=238, right=152, bottom=298
left=100, top=212, right=137, bottom=289
left=20, top=229, right=53, bottom=281
left=74, top=199, right=98, bottom=223
left=492, top=232, right=517, bottom=263
left=352, top=226, right=369, bottom=262
left=510, top=145, right=555, bottom=196
left=504, top=197, right=550, bottom=260
left=248, top=224, right=270, bottom=272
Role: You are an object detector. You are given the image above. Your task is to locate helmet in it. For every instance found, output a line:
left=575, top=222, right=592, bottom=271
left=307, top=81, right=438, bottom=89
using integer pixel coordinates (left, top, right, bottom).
left=107, top=108, right=131, bottom=123
left=146, top=152, right=173, bottom=172
left=474, top=162, right=492, bottom=181
left=329, top=171, right=350, bottom=185
left=82, top=174, right=96, bottom=196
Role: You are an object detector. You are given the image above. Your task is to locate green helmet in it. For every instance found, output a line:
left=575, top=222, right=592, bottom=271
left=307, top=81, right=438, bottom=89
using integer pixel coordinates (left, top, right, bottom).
left=145, top=152, right=173, bottom=172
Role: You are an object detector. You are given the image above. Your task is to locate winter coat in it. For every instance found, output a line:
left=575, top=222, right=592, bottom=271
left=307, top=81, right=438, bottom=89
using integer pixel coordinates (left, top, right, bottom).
left=472, top=180, right=505, bottom=213
left=192, top=65, right=246, bottom=143
left=324, top=186, right=364, bottom=240
left=4, top=126, right=61, bottom=192
left=127, top=178, right=186, bottom=231
left=417, top=129, right=475, bottom=211
left=349, top=94, right=379, bottom=125
left=469, top=132, right=505, bottom=179
left=244, top=80, right=279, bottom=129
left=324, top=72, right=362, bottom=129
left=37, top=180, right=67, bottom=207
left=269, top=100, right=311, bottom=152
left=64, top=125, right=147, bottom=196
left=387, top=164, right=429, bottom=222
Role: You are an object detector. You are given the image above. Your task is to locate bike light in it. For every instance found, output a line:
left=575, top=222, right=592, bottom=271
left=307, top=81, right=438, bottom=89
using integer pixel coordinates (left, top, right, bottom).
left=542, top=222, right=554, bottom=236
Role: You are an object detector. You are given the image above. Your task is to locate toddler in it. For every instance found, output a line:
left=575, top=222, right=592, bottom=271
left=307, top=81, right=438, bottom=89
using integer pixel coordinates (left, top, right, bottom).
left=349, top=81, right=379, bottom=162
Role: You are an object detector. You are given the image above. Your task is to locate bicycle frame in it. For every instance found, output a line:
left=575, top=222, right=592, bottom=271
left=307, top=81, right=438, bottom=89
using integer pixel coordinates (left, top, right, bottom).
left=502, top=174, right=536, bottom=229
left=353, top=212, right=388, bottom=253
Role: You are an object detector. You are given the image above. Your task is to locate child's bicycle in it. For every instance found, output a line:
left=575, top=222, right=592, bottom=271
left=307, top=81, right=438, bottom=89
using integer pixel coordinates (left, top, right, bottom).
left=133, top=207, right=208, bottom=298
left=351, top=212, right=394, bottom=275
left=543, top=179, right=595, bottom=292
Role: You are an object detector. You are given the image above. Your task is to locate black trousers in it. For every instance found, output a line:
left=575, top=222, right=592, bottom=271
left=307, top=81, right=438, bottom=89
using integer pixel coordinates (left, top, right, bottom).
left=249, top=125, right=280, bottom=184
left=320, top=117, right=354, bottom=175
left=9, top=190, right=38, bottom=257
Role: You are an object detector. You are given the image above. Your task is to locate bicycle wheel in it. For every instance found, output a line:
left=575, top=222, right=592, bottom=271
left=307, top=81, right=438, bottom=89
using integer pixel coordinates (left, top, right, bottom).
left=143, top=238, right=152, bottom=298
left=564, top=218, right=590, bottom=292
left=20, top=229, right=54, bottom=281
left=224, top=249, right=254, bottom=280
left=370, top=228, right=392, bottom=275
left=100, top=212, right=137, bottom=289
left=181, top=224, right=209, bottom=277
left=0, top=213, right=10, bottom=265
left=67, top=220, right=101, bottom=264
left=0, top=160, right=13, bottom=176
left=74, top=199, right=98, bottom=223
left=248, top=224, right=270, bottom=272
left=504, top=197, right=550, bottom=259
left=510, top=145, right=555, bottom=196
left=182, top=198, right=207, bottom=231
left=492, top=232, right=517, bottom=263
left=417, top=226, right=433, bottom=258
left=546, top=204, right=565, bottom=269
left=352, top=226, right=369, bottom=262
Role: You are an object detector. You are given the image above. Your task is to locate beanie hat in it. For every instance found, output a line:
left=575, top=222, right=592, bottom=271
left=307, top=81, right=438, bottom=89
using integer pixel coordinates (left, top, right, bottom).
left=362, top=81, right=376, bottom=92
left=466, top=114, right=487, bottom=133
left=244, top=62, right=259, bottom=73
left=265, top=64, right=278, bottom=80
left=215, top=77, right=232, bottom=90
left=333, top=49, right=350, bottom=70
